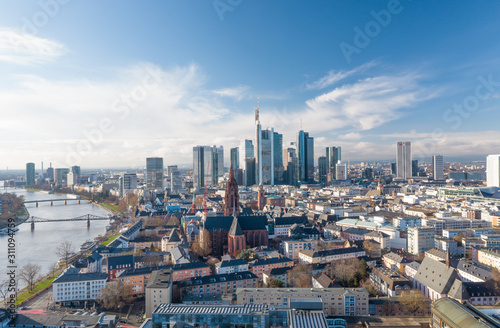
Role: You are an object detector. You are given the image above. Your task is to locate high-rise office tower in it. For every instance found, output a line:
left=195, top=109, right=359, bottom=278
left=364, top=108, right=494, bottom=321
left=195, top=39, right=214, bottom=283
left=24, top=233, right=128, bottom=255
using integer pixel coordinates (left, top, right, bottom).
left=168, top=165, right=182, bottom=192
left=120, top=173, right=138, bottom=197
left=215, top=146, right=224, bottom=178
left=230, top=147, right=239, bottom=169
left=146, top=157, right=164, bottom=190
left=336, top=162, right=347, bottom=180
left=326, top=146, right=341, bottom=182
left=487, top=154, right=500, bottom=187
left=193, top=146, right=222, bottom=188
left=318, top=156, right=327, bottom=186
left=396, top=141, right=412, bottom=179
left=26, top=162, right=35, bottom=186
left=283, top=147, right=298, bottom=186
left=70, top=165, right=81, bottom=184
left=244, top=158, right=256, bottom=186
left=240, top=139, right=254, bottom=186
left=254, top=103, right=281, bottom=185
left=391, top=162, right=397, bottom=175
left=432, top=155, right=444, bottom=180
left=273, top=132, right=284, bottom=184
left=47, top=163, right=54, bottom=182
left=54, top=168, right=69, bottom=186
left=412, top=160, right=419, bottom=177
left=297, top=130, right=314, bottom=183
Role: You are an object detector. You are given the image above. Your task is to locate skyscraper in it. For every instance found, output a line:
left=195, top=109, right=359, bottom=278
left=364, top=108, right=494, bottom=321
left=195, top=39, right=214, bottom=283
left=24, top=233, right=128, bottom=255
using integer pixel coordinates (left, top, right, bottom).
left=244, top=157, right=256, bottom=186
left=215, top=146, right=224, bottom=178
left=146, top=157, right=164, bottom=190
left=239, top=139, right=254, bottom=186
left=297, top=130, right=314, bottom=183
left=335, top=162, right=347, bottom=180
left=54, top=168, right=69, bottom=186
left=47, top=163, right=54, bottom=182
left=230, top=147, right=239, bottom=169
left=487, top=154, right=500, bottom=187
left=318, top=156, right=327, bottom=186
left=193, top=146, right=221, bottom=188
left=326, top=146, right=341, bottom=182
left=412, top=160, right=419, bottom=177
left=26, top=162, right=35, bottom=186
left=396, top=141, right=412, bottom=179
left=283, top=147, right=297, bottom=186
left=168, top=165, right=182, bottom=192
left=273, top=132, right=284, bottom=184
left=432, top=155, right=444, bottom=180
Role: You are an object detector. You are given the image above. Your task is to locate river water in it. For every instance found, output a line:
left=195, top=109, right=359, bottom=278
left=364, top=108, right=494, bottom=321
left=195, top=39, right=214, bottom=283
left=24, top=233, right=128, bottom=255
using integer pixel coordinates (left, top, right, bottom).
left=0, top=185, right=111, bottom=288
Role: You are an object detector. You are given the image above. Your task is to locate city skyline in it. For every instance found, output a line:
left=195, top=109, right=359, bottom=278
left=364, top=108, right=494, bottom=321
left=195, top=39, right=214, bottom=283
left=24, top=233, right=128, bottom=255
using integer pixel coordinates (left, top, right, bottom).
left=1, top=2, right=500, bottom=169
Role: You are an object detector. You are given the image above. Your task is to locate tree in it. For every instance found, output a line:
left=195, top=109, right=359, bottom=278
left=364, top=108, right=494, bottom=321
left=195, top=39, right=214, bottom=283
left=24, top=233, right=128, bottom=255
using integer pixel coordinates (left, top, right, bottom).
left=99, top=281, right=134, bottom=310
left=363, top=240, right=381, bottom=258
left=237, top=249, right=258, bottom=261
left=325, top=258, right=367, bottom=287
left=56, top=241, right=75, bottom=267
left=48, top=263, right=59, bottom=278
left=191, top=229, right=212, bottom=257
left=360, top=278, right=382, bottom=297
left=19, top=263, right=41, bottom=292
left=116, top=199, right=129, bottom=214
left=399, top=290, right=430, bottom=316
left=268, top=279, right=284, bottom=288
left=287, top=263, right=312, bottom=288
left=0, top=280, right=10, bottom=301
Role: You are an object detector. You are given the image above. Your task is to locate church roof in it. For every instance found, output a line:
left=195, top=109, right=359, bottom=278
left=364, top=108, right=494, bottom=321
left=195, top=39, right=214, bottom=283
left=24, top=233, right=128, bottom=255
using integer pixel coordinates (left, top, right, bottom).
left=229, top=216, right=244, bottom=236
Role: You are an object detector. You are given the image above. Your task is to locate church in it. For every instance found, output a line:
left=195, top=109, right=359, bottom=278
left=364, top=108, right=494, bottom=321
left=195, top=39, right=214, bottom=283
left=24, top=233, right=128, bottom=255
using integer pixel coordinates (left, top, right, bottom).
left=202, top=166, right=269, bottom=256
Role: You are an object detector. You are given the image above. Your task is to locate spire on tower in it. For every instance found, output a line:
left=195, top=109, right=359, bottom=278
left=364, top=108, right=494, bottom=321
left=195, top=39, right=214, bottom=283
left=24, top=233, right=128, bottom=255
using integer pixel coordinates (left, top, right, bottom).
left=255, top=97, right=260, bottom=124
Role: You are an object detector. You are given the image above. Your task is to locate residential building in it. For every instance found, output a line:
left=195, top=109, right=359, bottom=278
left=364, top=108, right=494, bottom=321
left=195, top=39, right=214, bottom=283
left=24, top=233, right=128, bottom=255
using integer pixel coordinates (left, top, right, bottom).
left=182, top=271, right=257, bottom=296
left=396, top=141, right=412, bottom=179
left=215, top=259, right=249, bottom=274
left=262, top=267, right=292, bottom=287
left=52, top=272, right=107, bottom=305
left=235, top=287, right=370, bottom=317
left=249, top=256, right=294, bottom=277
left=298, top=247, right=366, bottom=264
left=407, top=226, right=435, bottom=255
left=146, top=157, right=164, bottom=190
left=145, top=269, right=173, bottom=318
left=282, top=238, right=318, bottom=260
left=456, top=259, right=492, bottom=282
left=369, top=266, right=411, bottom=297
left=476, top=248, right=500, bottom=270
left=383, top=252, right=410, bottom=272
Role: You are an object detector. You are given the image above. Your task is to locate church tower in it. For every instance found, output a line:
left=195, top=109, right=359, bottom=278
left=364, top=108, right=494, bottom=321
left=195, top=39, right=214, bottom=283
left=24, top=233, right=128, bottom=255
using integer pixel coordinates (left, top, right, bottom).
left=224, top=163, right=240, bottom=216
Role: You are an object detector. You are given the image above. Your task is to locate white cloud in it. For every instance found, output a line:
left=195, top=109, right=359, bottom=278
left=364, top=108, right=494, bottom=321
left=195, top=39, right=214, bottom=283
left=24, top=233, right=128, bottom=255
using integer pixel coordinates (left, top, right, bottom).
left=304, top=73, right=434, bottom=131
left=305, top=61, right=376, bottom=90
left=338, top=132, right=362, bottom=140
left=0, top=29, right=66, bottom=65
left=212, top=85, right=250, bottom=101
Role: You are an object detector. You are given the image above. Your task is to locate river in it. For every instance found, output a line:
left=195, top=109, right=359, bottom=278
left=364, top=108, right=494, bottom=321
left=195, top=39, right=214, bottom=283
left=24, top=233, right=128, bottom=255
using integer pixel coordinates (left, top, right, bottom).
left=0, top=185, right=112, bottom=289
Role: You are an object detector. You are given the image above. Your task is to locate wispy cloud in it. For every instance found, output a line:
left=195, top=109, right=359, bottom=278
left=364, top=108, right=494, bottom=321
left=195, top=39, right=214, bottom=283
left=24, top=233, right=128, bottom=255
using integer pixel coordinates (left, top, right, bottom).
left=0, top=29, right=67, bottom=65
left=304, top=73, right=436, bottom=131
left=212, top=85, right=250, bottom=101
left=305, top=61, right=376, bottom=90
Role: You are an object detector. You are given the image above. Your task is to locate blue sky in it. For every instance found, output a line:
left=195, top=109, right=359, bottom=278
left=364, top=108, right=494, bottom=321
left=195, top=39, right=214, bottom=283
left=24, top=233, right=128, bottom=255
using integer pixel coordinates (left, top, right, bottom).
left=0, top=0, right=500, bottom=169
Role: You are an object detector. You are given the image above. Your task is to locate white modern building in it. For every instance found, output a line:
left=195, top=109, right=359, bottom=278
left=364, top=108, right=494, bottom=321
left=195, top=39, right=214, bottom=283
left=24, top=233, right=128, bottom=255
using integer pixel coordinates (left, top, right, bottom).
left=487, top=154, right=500, bottom=187
left=52, top=272, right=108, bottom=304
left=120, top=173, right=138, bottom=197
left=396, top=141, right=412, bottom=179
left=335, top=162, right=347, bottom=180
left=432, top=155, right=444, bottom=180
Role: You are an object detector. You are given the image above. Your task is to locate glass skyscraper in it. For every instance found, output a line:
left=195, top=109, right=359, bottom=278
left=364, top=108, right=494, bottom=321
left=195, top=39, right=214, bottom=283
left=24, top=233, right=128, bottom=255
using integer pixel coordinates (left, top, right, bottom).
left=297, top=130, right=314, bottom=183
left=146, top=157, right=164, bottom=190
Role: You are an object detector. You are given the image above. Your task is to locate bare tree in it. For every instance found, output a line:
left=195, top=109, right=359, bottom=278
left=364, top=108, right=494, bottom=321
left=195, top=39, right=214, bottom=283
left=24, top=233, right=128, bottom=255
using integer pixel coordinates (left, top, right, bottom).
left=399, top=290, right=430, bottom=316
left=99, top=281, right=134, bottom=310
left=287, top=263, right=312, bottom=288
left=56, top=241, right=75, bottom=266
left=19, top=263, right=41, bottom=291
left=191, top=229, right=212, bottom=257
left=363, top=240, right=381, bottom=257
left=48, top=263, right=59, bottom=278
left=0, top=280, right=10, bottom=302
